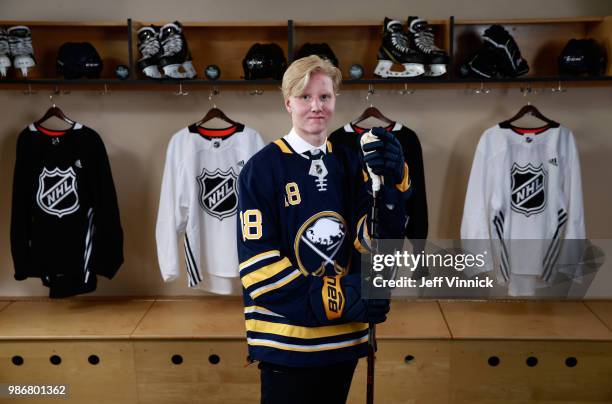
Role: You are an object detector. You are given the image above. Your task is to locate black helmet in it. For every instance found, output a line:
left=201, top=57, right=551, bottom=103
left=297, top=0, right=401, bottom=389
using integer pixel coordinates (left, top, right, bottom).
left=559, top=39, right=607, bottom=76
left=57, top=42, right=103, bottom=79
left=242, top=43, right=287, bottom=80
left=295, top=43, right=339, bottom=67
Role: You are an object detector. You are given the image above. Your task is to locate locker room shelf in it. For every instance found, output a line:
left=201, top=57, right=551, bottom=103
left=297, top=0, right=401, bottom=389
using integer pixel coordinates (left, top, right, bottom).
left=440, top=300, right=612, bottom=340
left=0, top=16, right=610, bottom=88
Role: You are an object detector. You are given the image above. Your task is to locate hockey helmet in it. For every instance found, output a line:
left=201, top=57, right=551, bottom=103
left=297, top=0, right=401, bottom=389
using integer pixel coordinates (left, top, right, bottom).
left=242, top=43, right=287, bottom=80
left=57, top=42, right=103, bottom=79
left=559, top=39, right=607, bottom=76
left=295, top=43, right=339, bottom=67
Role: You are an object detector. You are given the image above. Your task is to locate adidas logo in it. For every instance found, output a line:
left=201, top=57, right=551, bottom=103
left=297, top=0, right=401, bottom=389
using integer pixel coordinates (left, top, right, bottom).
left=548, top=157, right=558, bottom=167
left=237, top=160, right=245, bottom=167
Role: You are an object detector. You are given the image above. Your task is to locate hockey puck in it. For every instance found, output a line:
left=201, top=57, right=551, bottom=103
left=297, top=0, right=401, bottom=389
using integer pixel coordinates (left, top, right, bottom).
left=205, top=65, right=221, bottom=80
left=115, top=65, right=130, bottom=80
left=349, top=64, right=364, bottom=80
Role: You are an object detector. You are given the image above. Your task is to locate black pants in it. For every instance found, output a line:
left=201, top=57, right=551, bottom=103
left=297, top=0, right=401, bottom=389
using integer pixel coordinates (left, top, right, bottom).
left=259, top=360, right=358, bottom=404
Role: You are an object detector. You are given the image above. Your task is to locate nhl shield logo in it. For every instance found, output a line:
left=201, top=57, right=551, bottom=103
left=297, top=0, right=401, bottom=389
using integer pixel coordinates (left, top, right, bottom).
left=294, top=212, right=348, bottom=277
left=36, top=167, right=80, bottom=218
left=197, top=168, right=238, bottom=220
left=511, top=163, right=547, bottom=217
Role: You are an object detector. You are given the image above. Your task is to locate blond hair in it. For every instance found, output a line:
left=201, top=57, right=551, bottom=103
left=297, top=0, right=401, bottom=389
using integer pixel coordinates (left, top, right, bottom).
left=281, top=55, right=342, bottom=99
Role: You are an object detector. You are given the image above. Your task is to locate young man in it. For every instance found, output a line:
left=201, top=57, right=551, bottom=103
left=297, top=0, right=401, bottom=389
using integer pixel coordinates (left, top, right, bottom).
left=237, top=55, right=410, bottom=404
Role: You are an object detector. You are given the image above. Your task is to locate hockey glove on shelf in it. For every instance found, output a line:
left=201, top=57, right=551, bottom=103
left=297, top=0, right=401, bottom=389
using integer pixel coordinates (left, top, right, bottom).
left=361, top=127, right=406, bottom=187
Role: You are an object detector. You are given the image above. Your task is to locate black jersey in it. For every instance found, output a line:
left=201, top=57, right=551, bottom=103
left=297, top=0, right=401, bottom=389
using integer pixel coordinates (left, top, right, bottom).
left=329, top=122, right=428, bottom=240
left=10, top=123, right=123, bottom=298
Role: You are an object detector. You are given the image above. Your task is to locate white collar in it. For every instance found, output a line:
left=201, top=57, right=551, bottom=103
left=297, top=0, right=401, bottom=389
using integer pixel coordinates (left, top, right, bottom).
left=284, top=128, right=327, bottom=155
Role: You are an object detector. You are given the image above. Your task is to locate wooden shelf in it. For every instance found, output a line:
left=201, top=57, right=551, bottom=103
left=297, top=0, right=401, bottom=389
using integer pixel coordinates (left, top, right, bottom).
left=0, top=16, right=609, bottom=88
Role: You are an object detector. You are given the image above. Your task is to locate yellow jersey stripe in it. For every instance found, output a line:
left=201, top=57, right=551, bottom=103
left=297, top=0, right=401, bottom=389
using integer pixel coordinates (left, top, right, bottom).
left=326, top=141, right=333, bottom=153
left=247, top=335, right=368, bottom=352
left=239, top=250, right=281, bottom=271
left=273, top=139, right=292, bottom=154
left=246, top=319, right=368, bottom=339
left=395, top=163, right=411, bottom=192
left=249, top=269, right=302, bottom=299
left=241, top=257, right=292, bottom=289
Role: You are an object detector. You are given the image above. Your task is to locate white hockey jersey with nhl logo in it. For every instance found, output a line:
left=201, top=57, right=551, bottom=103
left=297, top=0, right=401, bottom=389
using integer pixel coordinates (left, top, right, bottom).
left=461, top=122, right=585, bottom=286
left=156, top=124, right=265, bottom=294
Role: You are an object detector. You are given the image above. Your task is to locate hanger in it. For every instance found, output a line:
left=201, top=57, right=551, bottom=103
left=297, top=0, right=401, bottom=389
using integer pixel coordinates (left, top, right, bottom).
left=502, top=102, right=558, bottom=127
left=196, top=107, right=237, bottom=127
left=196, top=87, right=237, bottom=127
left=351, top=106, right=394, bottom=127
left=35, top=95, right=75, bottom=126
left=351, top=84, right=394, bottom=127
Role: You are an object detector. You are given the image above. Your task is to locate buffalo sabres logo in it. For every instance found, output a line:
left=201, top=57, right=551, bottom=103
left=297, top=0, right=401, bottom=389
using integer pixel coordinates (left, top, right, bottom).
left=36, top=167, right=80, bottom=218
left=511, top=163, right=547, bottom=217
left=197, top=168, right=238, bottom=220
left=294, top=212, right=349, bottom=277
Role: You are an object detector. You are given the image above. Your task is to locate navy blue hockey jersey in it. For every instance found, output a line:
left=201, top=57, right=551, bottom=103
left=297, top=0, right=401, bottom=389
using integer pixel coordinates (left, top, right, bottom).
left=237, top=134, right=410, bottom=367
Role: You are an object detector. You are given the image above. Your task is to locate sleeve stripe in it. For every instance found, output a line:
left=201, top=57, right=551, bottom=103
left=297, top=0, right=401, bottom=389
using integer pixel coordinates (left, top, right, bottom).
left=239, top=250, right=281, bottom=271
left=241, top=257, right=292, bottom=289
left=249, top=269, right=302, bottom=300
left=395, top=163, right=411, bottom=192
left=244, top=306, right=285, bottom=318
left=354, top=214, right=371, bottom=253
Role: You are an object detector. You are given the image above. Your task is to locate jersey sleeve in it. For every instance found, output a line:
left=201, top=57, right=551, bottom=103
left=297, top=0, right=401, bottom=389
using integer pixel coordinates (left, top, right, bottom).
left=86, top=130, right=124, bottom=279
left=10, top=131, right=35, bottom=280
left=564, top=132, right=585, bottom=239
left=237, top=155, right=324, bottom=327
left=461, top=138, right=491, bottom=239
left=156, top=137, right=189, bottom=282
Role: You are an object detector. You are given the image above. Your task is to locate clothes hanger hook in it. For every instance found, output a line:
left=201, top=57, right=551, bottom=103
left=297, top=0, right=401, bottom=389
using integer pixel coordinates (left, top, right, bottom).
left=100, top=83, right=110, bottom=96
left=397, top=83, right=414, bottom=95
left=174, top=82, right=189, bottom=96
left=49, top=93, right=56, bottom=108
left=551, top=80, right=567, bottom=94
left=366, top=84, right=375, bottom=107
left=209, top=86, right=219, bottom=108
left=472, top=82, right=491, bottom=95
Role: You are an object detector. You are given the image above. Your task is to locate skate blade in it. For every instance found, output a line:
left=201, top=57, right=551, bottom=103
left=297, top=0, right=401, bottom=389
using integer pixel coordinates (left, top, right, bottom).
left=375, top=60, right=425, bottom=78
left=426, top=64, right=447, bottom=77
left=163, top=64, right=188, bottom=79
left=13, top=56, right=35, bottom=77
left=143, top=65, right=163, bottom=79
left=182, top=61, right=197, bottom=79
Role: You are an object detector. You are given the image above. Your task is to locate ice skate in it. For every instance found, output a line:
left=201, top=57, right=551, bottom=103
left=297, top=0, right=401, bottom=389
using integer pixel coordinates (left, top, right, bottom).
left=407, top=16, right=449, bottom=77
left=137, top=25, right=163, bottom=79
left=0, top=28, right=11, bottom=77
left=374, top=18, right=425, bottom=78
left=8, top=26, right=35, bottom=77
left=159, top=21, right=196, bottom=79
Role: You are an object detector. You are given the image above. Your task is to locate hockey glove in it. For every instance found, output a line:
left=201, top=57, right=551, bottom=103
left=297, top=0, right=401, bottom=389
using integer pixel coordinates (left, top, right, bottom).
left=309, top=274, right=390, bottom=325
left=361, top=127, right=406, bottom=186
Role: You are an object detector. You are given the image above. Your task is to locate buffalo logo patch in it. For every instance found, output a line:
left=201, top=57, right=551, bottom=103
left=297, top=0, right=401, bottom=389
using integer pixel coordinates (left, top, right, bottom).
left=36, top=167, right=80, bottom=217
left=511, top=163, right=547, bottom=217
left=197, top=168, right=238, bottom=220
left=294, top=212, right=348, bottom=277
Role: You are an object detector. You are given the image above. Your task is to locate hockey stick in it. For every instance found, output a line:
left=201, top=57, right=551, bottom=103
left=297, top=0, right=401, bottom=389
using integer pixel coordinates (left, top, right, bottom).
left=360, top=131, right=382, bottom=404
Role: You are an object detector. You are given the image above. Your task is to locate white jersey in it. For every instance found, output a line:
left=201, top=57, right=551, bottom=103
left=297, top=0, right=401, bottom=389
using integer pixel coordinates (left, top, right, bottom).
left=156, top=124, right=265, bottom=294
left=461, top=123, right=585, bottom=288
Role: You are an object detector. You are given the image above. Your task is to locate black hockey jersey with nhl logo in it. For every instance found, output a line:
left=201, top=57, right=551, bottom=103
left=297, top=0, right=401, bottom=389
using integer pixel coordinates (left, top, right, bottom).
left=11, top=123, right=124, bottom=298
left=329, top=122, right=428, bottom=240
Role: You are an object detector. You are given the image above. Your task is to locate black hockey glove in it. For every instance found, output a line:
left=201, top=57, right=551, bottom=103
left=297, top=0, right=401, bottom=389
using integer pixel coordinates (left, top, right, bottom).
left=361, top=127, right=406, bottom=186
left=309, top=274, right=390, bottom=325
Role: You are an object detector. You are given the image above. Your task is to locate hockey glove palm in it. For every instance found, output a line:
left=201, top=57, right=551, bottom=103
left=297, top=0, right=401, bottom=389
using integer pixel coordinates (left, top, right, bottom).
left=361, top=127, right=406, bottom=186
